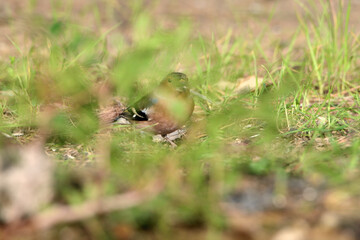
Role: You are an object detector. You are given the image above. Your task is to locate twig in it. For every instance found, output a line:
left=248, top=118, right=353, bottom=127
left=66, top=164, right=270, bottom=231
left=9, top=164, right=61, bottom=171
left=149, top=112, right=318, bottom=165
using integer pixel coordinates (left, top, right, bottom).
left=330, top=85, right=360, bottom=97
left=190, top=89, right=215, bottom=104
left=291, top=95, right=356, bottom=109
left=32, top=180, right=163, bottom=230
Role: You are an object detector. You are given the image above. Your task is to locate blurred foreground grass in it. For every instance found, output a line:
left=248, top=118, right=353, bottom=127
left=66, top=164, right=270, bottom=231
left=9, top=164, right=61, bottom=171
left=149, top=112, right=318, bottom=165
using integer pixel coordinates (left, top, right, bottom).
left=1, top=0, right=360, bottom=239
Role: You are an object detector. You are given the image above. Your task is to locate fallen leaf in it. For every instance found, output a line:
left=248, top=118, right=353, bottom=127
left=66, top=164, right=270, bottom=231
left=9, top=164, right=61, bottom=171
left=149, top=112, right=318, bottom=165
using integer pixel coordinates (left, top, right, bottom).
left=218, top=76, right=269, bottom=94
left=235, top=76, right=266, bottom=93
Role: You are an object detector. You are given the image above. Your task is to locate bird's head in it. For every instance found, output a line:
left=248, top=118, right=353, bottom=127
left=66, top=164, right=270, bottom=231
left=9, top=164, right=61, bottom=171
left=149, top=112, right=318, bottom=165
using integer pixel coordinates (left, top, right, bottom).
left=161, top=72, right=190, bottom=94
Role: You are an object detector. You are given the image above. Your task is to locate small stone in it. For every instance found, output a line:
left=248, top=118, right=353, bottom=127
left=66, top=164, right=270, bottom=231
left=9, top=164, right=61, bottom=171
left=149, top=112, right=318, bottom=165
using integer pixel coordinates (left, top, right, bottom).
left=115, top=117, right=131, bottom=125
left=152, top=135, right=164, bottom=143
left=302, top=187, right=318, bottom=201
left=316, top=116, right=327, bottom=126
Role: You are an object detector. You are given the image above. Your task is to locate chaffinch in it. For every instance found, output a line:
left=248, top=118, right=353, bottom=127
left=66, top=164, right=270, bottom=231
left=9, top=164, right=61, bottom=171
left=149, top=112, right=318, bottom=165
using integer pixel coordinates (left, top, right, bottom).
left=121, top=72, right=194, bottom=136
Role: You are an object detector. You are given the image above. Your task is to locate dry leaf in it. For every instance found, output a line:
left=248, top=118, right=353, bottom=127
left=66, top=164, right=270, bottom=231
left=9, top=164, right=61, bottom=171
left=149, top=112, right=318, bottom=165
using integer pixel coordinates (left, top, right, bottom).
left=98, top=100, right=126, bottom=125
left=218, top=76, right=269, bottom=94
left=235, top=76, right=266, bottom=93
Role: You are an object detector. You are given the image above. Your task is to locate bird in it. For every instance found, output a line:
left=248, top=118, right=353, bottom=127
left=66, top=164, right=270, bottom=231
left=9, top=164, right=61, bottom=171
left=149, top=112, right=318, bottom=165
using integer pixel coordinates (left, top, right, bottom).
left=120, top=72, right=194, bottom=137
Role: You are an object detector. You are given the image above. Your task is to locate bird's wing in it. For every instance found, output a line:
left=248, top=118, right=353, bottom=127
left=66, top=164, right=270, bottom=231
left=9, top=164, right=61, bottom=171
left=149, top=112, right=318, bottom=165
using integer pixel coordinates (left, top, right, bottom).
left=125, top=93, right=159, bottom=121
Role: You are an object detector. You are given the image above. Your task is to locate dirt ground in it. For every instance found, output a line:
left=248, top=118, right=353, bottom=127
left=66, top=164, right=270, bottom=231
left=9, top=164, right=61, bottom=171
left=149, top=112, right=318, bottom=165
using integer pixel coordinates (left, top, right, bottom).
left=1, top=0, right=359, bottom=59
